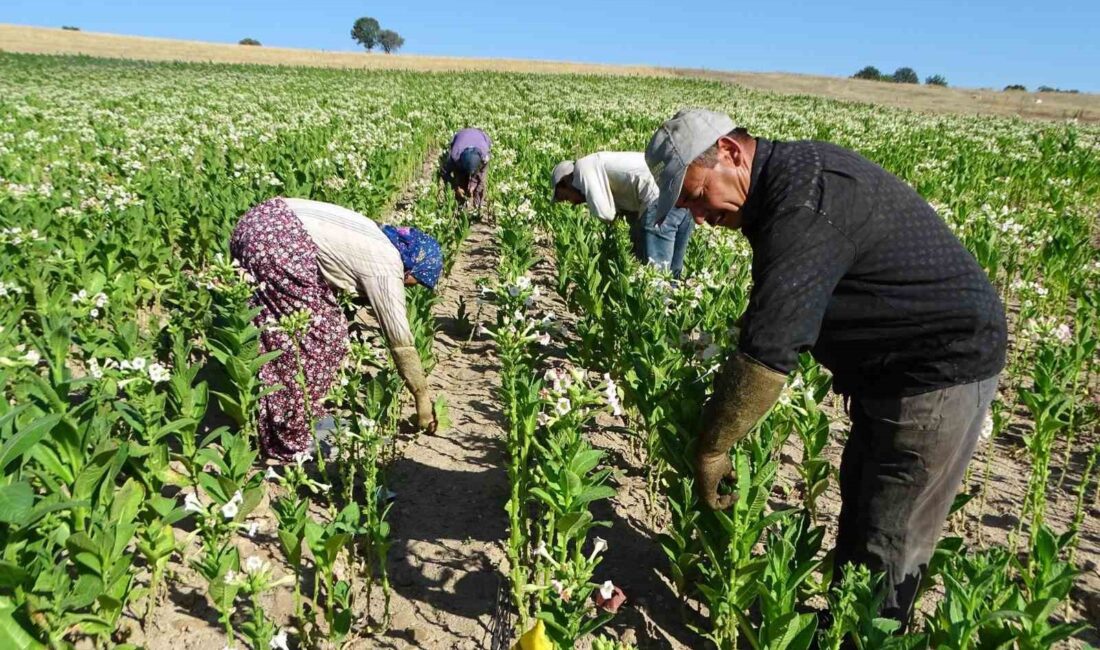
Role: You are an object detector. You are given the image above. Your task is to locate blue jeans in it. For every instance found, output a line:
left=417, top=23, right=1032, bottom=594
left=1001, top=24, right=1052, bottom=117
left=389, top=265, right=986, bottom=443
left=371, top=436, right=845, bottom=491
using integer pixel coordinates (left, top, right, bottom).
left=640, top=207, right=695, bottom=277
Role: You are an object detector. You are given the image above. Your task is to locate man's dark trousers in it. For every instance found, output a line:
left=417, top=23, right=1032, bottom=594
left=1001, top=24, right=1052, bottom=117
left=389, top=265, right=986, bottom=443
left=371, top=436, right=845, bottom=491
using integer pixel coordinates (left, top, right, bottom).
left=834, top=375, right=999, bottom=625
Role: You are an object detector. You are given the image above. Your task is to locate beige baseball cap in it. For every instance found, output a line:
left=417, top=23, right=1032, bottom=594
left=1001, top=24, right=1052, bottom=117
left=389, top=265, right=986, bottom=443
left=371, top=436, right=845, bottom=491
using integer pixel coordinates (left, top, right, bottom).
left=645, top=108, right=736, bottom=218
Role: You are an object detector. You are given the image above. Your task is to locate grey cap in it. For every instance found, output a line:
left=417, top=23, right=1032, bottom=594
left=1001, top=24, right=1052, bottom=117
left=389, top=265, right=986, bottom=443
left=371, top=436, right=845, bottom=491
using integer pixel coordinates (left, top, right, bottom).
left=645, top=108, right=736, bottom=219
left=550, top=160, right=575, bottom=199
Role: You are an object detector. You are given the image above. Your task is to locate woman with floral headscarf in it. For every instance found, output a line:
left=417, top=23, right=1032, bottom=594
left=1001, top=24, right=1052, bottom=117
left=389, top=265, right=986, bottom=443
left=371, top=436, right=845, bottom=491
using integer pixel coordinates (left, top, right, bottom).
left=230, top=197, right=443, bottom=461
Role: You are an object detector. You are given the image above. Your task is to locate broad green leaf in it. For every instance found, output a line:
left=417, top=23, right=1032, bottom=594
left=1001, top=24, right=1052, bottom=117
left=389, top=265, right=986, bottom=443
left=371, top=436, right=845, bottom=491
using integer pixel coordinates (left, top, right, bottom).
left=554, top=510, right=593, bottom=541
left=0, top=597, right=43, bottom=650
left=0, top=482, right=34, bottom=525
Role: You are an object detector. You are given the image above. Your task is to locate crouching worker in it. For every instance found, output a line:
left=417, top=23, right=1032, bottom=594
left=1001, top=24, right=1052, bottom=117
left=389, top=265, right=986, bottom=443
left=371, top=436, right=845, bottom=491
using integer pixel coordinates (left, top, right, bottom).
left=551, top=152, right=695, bottom=278
left=441, top=127, right=491, bottom=210
left=229, top=197, right=443, bottom=460
left=645, top=108, right=1006, bottom=629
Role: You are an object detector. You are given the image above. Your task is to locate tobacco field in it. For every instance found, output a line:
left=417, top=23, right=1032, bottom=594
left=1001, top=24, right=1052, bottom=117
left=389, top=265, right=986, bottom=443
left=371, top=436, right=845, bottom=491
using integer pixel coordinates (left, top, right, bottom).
left=0, top=53, right=1098, bottom=649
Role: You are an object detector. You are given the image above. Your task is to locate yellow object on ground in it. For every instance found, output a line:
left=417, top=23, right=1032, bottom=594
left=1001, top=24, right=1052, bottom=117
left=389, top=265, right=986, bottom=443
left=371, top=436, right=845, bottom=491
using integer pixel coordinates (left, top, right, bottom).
left=512, top=619, right=552, bottom=650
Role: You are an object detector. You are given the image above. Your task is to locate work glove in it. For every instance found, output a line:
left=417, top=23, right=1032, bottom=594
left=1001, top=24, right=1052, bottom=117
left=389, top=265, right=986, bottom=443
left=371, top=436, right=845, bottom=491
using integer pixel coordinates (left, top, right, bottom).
left=696, top=352, right=786, bottom=509
left=391, top=346, right=437, bottom=434
left=415, top=392, right=437, bottom=435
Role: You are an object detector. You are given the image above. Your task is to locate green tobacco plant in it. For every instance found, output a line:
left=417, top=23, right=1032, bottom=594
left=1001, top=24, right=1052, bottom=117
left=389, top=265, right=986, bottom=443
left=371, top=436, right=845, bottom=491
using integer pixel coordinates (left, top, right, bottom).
left=208, top=301, right=282, bottom=440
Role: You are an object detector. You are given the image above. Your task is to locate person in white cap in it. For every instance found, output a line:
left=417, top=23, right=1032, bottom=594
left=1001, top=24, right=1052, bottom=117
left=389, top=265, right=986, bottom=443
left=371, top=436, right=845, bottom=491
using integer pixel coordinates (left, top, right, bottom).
left=645, top=108, right=1007, bottom=628
left=551, top=153, right=695, bottom=277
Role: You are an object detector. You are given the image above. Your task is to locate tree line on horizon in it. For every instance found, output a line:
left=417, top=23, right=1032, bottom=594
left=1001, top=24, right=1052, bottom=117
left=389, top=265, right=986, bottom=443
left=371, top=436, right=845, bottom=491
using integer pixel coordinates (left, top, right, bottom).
left=854, top=66, right=1081, bottom=94
left=351, top=17, right=405, bottom=54
left=852, top=65, right=947, bottom=87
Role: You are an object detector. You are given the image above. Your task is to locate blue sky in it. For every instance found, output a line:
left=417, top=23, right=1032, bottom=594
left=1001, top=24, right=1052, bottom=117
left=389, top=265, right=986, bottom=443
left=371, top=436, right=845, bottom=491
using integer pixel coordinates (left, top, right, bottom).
left=4, top=0, right=1097, bottom=92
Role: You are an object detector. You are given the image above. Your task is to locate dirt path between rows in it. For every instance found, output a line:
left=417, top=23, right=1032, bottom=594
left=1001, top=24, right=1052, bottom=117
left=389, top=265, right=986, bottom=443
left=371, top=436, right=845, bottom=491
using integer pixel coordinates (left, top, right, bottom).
left=377, top=216, right=510, bottom=649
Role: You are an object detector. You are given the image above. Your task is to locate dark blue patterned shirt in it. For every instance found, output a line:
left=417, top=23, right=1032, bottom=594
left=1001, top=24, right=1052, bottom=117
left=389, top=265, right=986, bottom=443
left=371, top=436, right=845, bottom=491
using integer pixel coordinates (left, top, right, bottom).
left=738, top=139, right=1007, bottom=397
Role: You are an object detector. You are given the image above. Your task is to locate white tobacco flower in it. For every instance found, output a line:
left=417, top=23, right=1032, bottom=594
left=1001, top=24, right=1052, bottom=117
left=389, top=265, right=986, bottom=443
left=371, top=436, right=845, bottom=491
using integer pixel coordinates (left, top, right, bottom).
left=93, top=292, right=108, bottom=308
left=599, top=580, right=616, bottom=600
left=147, top=362, right=171, bottom=383
left=244, top=556, right=264, bottom=574
left=247, top=521, right=260, bottom=537
left=223, top=570, right=239, bottom=585
left=220, top=500, right=239, bottom=519
left=270, top=629, right=290, bottom=650
left=1052, top=323, right=1072, bottom=344
left=535, top=332, right=551, bottom=346
left=23, top=349, right=41, bottom=365
left=604, top=378, right=623, bottom=416
left=89, top=308, right=99, bottom=318
left=220, top=490, right=243, bottom=519
left=593, top=537, right=608, bottom=555
left=534, top=541, right=551, bottom=561
left=129, top=356, right=147, bottom=371
left=182, top=492, right=203, bottom=513
left=980, top=413, right=994, bottom=440
left=292, top=450, right=313, bottom=466
left=550, top=579, right=569, bottom=600
left=265, top=467, right=279, bottom=481
left=554, top=397, right=571, bottom=416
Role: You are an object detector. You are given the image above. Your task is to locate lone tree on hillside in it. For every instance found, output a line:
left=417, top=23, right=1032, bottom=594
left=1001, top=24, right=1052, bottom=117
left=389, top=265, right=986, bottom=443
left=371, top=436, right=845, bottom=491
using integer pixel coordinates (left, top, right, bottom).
left=892, top=67, right=919, bottom=84
left=1004, top=84, right=1027, bottom=91
left=379, top=30, right=405, bottom=54
left=925, top=74, right=948, bottom=87
left=239, top=38, right=262, bottom=46
left=852, top=66, right=884, bottom=81
left=351, top=17, right=382, bottom=51
left=61, top=25, right=80, bottom=31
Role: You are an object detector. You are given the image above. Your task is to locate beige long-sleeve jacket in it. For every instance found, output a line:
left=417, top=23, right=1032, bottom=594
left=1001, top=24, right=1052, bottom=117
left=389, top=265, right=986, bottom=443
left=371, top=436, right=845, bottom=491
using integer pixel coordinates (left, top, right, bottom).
left=283, top=198, right=414, bottom=349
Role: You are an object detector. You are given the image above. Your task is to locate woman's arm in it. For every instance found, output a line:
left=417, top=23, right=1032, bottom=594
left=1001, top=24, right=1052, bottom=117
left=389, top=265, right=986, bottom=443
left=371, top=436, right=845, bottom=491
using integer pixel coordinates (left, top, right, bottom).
left=359, top=274, right=436, bottom=431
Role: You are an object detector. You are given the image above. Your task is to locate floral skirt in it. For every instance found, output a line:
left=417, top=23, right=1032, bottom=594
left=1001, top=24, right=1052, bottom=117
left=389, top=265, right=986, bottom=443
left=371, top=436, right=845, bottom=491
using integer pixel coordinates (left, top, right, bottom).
left=229, top=198, right=348, bottom=460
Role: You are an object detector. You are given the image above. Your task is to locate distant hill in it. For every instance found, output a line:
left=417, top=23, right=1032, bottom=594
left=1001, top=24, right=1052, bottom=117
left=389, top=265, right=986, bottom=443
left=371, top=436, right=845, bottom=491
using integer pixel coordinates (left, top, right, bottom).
left=2, top=23, right=1096, bottom=122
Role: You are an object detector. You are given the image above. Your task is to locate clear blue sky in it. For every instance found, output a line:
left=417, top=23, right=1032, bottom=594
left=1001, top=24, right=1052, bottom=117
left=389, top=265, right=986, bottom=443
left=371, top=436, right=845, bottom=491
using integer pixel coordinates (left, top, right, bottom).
left=4, top=0, right=1098, bottom=92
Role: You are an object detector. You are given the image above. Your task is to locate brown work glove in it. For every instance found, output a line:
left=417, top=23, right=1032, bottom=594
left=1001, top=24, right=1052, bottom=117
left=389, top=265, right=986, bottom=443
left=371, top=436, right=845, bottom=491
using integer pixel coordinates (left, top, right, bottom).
left=391, top=346, right=437, bottom=434
left=695, top=352, right=786, bottom=509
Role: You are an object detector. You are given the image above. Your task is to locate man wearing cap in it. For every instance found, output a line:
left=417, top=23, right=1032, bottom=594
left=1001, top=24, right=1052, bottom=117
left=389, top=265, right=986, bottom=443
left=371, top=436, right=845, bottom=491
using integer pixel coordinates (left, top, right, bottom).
left=645, top=108, right=1006, bottom=627
left=551, top=153, right=695, bottom=277
left=440, top=127, right=491, bottom=210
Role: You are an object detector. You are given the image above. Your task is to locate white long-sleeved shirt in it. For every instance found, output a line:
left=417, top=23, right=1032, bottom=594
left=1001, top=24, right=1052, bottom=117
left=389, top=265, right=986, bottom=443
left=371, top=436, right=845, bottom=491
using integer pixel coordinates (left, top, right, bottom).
left=571, top=152, right=659, bottom=223
left=283, top=198, right=414, bottom=349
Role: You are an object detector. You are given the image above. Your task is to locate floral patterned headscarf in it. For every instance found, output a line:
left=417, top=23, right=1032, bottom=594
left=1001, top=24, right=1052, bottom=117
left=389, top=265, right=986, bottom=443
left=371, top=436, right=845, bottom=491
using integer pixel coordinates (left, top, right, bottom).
left=380, top=225, right=443, bottom=290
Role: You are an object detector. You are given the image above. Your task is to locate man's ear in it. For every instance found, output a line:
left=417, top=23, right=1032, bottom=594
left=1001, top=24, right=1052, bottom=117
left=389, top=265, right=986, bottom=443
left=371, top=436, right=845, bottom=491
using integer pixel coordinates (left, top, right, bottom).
left=716, top=136, right=743, bottom=166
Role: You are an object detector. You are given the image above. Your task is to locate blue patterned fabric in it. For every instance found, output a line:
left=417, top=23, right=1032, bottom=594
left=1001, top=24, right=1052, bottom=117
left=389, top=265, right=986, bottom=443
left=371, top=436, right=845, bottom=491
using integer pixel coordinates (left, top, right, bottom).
left=380, top=225, right=443, bottom=289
